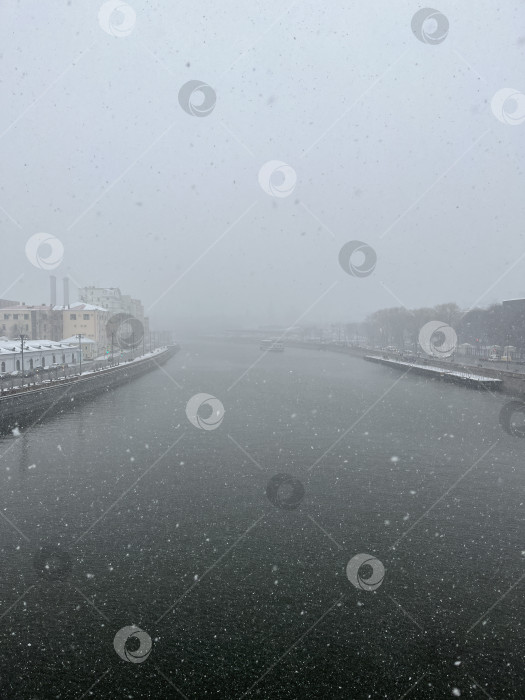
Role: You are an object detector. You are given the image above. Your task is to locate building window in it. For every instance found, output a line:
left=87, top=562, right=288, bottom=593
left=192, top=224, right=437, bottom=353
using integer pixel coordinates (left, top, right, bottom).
left=16, top=360, right=20, bottom=370
left=52, top=355, right=56, bottom=363
left=72, top=354, right=75, bottom=363
left=83, top=314, right=90, bottom=320
left=1, top=362, right=4, bottom=372
left=70, top=314, right=76, bottom=320
left=13, top=314, right=18, bottom=320
left=29, top=359, right=33, bottom=369
left=24, top=314, right=29, bottom=319
left=3, top=314, right=8, bottom=320
left=42, top=358, right=45, bottom=367
left=62, top=354, right=65, bottom=363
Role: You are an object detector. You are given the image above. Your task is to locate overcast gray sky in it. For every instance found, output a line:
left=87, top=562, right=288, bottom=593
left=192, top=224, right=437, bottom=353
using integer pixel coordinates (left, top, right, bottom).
left=1, top=1, right=525, bottom=330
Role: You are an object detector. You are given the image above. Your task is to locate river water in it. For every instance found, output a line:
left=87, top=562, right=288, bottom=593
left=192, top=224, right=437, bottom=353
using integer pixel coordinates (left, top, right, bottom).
left=0, top=339, right=523, bottom=699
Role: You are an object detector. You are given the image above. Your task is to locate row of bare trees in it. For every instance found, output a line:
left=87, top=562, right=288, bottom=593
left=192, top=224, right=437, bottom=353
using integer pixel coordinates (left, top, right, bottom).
left=347, top=302, right=525, bottom=351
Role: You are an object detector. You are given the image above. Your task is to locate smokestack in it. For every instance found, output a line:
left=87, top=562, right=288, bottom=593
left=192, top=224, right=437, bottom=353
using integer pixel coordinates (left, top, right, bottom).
left=50, top=275, right=57, bottom=307
left=63, top=277, right=70, bottom=309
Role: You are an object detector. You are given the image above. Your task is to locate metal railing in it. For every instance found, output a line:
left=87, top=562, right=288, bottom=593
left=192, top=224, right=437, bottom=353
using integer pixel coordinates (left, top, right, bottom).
left=0, top=348, right=159, bottom=396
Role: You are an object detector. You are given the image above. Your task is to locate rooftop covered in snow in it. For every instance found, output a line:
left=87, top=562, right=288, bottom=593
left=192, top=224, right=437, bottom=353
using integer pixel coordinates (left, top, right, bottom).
left=0, top=339, right=81, bottom=354
left=53, top=302, right=109, bottom=312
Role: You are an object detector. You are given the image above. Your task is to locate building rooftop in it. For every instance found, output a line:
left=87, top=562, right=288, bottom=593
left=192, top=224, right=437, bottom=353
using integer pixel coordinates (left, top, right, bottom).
left=0, top=304, right=55, bottom=311
left=0, top=339, right=80, bottom=354
left=61, top=336, right=96, bottom=344
left=53, top=302, right=108, bottom=312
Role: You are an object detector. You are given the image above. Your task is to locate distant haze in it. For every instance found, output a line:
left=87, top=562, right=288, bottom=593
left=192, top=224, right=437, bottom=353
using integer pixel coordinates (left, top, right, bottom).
left=1, top=1, right=524, bottom=330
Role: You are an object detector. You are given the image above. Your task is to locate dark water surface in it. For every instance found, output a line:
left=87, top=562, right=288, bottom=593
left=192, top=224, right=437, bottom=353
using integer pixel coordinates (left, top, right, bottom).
left=0, top=340, right=523, bottom=699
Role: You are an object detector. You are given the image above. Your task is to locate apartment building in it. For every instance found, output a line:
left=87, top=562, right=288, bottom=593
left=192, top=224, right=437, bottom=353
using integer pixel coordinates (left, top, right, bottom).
left=79, top=287, right=145, bottom=329
left=0, top=305, right=63, bottom=341
left=55, top=302, right=109, bottom=356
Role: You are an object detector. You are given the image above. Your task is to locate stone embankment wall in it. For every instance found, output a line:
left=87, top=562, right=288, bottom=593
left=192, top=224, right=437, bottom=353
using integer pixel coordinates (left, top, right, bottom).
left=0, top=346, right=178, bottom=429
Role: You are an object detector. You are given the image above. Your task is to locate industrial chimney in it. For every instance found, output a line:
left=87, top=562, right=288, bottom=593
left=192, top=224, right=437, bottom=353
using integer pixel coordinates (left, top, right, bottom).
left=63, top=277, right=70, bottom=309
left=50, top=275, right=57, bottom=307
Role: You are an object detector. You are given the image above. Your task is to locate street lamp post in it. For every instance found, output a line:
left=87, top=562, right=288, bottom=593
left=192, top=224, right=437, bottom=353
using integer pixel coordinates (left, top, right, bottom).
left=19, top=334, right=26, bottom=388
left=77, top=333, right=83, bottom=375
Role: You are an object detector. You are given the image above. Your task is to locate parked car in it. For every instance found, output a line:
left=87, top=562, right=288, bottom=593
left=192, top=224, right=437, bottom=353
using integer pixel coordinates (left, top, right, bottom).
left=488, top=354, right=500, bottom=361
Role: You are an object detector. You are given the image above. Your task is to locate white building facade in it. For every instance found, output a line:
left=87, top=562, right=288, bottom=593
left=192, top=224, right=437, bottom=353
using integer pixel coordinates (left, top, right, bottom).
left=0, top=339, right=81, bottom=375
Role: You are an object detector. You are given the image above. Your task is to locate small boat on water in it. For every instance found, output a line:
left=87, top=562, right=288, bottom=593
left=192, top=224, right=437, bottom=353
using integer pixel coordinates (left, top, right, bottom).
left=260, top=339, right=285, bottom=352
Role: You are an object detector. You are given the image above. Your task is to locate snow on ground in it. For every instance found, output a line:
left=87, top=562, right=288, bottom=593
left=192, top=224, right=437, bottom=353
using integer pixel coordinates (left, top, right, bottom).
left=367, top=356, right=502, bottom=384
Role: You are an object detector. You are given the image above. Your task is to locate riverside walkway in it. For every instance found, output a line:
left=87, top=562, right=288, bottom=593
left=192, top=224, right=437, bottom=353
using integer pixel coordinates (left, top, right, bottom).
left=364, top=355, right=503, bottom=390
